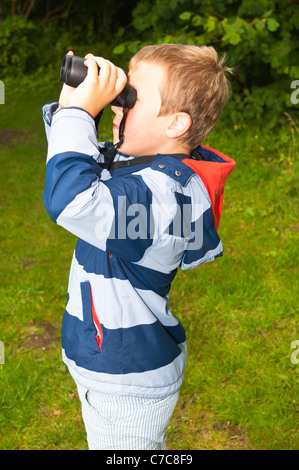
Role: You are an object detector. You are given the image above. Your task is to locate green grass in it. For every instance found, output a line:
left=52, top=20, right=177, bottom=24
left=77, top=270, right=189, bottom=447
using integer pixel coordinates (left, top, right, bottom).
left=0, top=79, right=298, bottom=450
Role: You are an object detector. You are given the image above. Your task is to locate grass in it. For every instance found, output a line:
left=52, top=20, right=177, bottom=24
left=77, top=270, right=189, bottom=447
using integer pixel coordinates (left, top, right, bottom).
left=0, top=78, right=298, bottom=450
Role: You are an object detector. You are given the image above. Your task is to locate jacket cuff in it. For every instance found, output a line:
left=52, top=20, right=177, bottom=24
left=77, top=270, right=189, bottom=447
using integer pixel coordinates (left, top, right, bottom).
left=46, top=106, right=99, bottom=162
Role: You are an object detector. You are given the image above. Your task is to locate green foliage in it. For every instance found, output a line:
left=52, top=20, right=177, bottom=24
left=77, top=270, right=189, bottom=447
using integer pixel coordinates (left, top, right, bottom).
left=113, top=0, right=299, bottom=124
left=0, top=0, right=299, bottom=126
left=0, top=0, right=138, bottom=78
left=0, top=15, right=39, bottom=75
left=0, top=0, right=298, bottom=126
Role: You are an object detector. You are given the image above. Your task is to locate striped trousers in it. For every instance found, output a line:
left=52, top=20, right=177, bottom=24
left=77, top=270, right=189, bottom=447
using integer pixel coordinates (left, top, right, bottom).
left=77, top=383, right=179, bottom=450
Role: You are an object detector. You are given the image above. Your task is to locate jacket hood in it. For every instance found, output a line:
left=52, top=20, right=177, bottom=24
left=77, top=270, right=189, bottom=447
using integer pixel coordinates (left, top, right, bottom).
left=182, top=144, right=236, bottom=230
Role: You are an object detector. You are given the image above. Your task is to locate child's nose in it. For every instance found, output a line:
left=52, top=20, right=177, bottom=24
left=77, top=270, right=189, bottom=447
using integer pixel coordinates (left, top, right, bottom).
left=111, top=105, right=123, bottom=116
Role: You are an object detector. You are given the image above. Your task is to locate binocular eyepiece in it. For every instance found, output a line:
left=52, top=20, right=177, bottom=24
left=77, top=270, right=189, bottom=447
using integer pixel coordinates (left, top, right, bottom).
left=59, top=54, right=137, bottom=109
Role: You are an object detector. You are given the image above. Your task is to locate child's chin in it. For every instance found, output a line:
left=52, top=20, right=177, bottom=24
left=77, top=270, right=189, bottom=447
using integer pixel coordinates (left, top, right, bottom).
left=112, top=131, right=119, bottom=144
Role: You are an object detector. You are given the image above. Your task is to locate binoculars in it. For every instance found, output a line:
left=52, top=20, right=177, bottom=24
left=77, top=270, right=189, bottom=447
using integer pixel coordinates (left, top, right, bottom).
left=59, top=54, right=137, bottom=109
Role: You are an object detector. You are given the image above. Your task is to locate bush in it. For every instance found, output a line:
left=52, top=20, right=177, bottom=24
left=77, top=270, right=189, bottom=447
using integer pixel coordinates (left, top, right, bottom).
left=0, top=16, right=40, bottom=75
left=113, top=0, right=299, bottom=124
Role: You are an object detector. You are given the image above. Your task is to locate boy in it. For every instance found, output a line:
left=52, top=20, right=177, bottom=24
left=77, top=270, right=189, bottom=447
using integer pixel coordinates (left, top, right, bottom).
left=42, top=44, right=235, bottom=450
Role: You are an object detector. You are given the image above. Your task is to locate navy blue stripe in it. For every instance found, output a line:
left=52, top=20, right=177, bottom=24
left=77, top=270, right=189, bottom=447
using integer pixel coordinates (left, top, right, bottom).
left=169, top=192, right=192, bottom=237
left=174, top=191, right=192, bottom=207
left=198, top=145, right=227, bottom=163
left=75, top=239, right=176, bottom=296
left=117, top=257, right=177, bottom=297
left=182, top=206, right=222, bottom=265
left=61, top=310, right=186, bottom=375
left=43, top=152, right=102, bottom=222
left=151, top=155, right=195, bottom=186
left=102, top=173, right=154, bottom=262
left=62, top=281, right=185, bottom=374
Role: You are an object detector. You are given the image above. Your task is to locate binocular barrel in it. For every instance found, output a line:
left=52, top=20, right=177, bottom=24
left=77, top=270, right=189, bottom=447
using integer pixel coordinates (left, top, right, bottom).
left=59, top=55, right=137, bottom=109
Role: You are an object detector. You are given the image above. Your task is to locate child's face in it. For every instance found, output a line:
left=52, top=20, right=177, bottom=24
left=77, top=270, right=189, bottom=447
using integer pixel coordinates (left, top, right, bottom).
left=111, top=61, right=172, bottom=157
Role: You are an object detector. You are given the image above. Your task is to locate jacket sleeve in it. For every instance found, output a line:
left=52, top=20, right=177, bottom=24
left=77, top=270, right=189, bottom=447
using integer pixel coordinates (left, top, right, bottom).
left=42, top=105, right=157, bottom=261
left=42, top=102, right=59, bottom=142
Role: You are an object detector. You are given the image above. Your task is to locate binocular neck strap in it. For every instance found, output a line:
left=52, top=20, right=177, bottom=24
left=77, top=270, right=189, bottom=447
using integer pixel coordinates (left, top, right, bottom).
left=115, top=107, right=128, bottom=150
left=103, top=107, right=128, bottom=170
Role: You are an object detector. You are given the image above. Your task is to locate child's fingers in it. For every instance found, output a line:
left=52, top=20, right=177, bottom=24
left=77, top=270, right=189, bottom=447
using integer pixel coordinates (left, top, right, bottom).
left=84, top=56, right=111, bottom=86
left=84, top=53, right=95, bottom=60
left=83, top=55, right=127, bottom=93
left=68, top=54, right=128, bottom=115
left=91, top=57, right=113, bottom=85
left=93, top=57, right=127, bottom=92
left=84, top=58, right=100, bottom=83
left=105, top=59, right=118, bottom=84
left=105, top=63, right=127, bottom=93
left=115, top=67, right=127, bottom=93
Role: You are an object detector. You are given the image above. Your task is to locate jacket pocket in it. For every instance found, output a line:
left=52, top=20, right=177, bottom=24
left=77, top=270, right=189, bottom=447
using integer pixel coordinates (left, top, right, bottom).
left=80, top=281, right=103, bottom=352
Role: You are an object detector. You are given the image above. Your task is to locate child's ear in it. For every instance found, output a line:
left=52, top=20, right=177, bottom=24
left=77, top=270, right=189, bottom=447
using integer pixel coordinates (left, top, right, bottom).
left=166, top=113, right=192, bottom=139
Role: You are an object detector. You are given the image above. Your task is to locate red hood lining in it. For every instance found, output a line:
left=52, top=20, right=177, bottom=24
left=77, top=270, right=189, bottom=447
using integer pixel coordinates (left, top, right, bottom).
left=182, top=145, right=236, bottom=230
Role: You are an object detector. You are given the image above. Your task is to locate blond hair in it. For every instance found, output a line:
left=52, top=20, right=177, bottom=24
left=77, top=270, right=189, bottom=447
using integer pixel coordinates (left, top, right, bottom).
left=130, top=44, right=233, bottom=150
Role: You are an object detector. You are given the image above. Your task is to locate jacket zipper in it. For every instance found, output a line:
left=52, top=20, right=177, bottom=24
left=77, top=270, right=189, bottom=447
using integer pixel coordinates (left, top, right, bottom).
left=89, top=283, right=103, bottom=352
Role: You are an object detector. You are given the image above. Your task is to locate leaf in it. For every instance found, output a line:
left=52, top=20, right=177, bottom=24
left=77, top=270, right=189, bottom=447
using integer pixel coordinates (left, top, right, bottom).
left=113, top=44, right=126, bottom=55
left=128, top=43, right=140, bottom=54
left=223, top=30, right=241, bottom=45
left=262, top=10, right=274, bottom=18
left=195, top=34, right=206, bottom=45
left=267, top=18, right=280, bottom=32
left=179, top=11, right=192, bottom=22
left=255, top=20, right=265, bottom=31
left=192, top=15, right=204, bottom=27
left=204, top=16, right=216, bottom=33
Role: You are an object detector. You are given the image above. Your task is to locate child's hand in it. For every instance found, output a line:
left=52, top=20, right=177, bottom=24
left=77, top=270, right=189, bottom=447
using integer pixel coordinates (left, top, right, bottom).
left=58, top=52, right=127, bottom=118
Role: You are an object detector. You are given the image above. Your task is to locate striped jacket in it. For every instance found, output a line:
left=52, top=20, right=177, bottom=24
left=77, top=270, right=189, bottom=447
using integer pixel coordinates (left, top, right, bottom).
left=43, top=104, right=235, bottom=398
